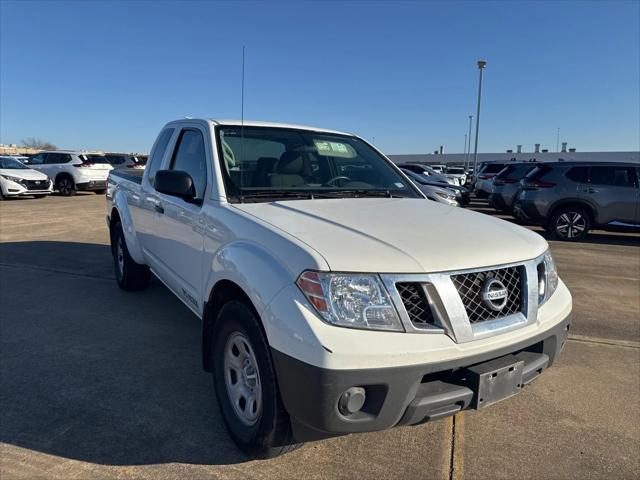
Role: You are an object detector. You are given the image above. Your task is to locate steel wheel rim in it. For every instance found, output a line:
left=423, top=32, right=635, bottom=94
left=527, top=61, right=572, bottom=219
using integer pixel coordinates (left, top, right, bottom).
left=223, top=331, right=262, bottom=426
left=556, top=212, right=585, bottom=239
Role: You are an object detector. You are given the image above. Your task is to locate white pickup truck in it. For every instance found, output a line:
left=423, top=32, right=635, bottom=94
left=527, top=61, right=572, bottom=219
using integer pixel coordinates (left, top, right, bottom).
left=106, top=119, right=572, bottom=458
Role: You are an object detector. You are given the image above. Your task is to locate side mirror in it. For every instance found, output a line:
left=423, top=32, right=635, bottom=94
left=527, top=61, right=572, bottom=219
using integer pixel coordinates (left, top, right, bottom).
left=154, top=170, right=198, bottom=202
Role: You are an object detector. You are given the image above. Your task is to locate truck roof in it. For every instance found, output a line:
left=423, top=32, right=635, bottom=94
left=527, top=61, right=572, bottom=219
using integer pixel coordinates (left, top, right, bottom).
left=208, top=119, right=354, bottom=137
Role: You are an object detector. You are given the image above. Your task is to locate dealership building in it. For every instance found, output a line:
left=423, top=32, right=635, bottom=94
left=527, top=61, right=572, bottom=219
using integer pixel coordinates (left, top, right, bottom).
left=388, top=147, right=639, bottom=166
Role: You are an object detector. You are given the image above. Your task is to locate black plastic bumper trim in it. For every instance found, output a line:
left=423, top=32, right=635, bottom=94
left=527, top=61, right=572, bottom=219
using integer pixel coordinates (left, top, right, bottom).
left=271, top=313, right=571, bottom=441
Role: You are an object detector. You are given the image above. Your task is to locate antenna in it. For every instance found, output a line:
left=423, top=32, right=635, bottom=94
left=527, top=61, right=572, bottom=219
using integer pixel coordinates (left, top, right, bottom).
left=239, top=46, right=245, bottom=202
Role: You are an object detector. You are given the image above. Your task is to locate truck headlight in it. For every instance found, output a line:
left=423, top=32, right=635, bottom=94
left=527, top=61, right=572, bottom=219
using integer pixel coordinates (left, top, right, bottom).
left=537, top=250, right=558, bottom=305
left=297, top=271, right=404, bottom=331
left=1, top=175, right=24, bottom=185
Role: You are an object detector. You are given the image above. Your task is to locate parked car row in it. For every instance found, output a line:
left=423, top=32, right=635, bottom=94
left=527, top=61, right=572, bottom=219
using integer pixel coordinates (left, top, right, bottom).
left=482, top=160, right=640, bottom=241
left=0, top=151, right=148, bottom=199
left=23, top=151, right=113, bottom=196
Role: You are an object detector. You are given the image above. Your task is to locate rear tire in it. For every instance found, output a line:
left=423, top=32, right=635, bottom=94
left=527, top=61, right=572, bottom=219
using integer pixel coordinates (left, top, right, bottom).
left=56, top=175, right=76, bottom=196
left=111, top=222, right=150, bottom=291
left=212, top=300, right=300, bottom=458
left=547, top=206, right=590, bottom=241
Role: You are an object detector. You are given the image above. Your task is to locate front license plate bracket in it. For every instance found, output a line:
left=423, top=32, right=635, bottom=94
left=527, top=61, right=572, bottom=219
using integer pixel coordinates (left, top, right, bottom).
left=465, top=355, right=525, bottom=409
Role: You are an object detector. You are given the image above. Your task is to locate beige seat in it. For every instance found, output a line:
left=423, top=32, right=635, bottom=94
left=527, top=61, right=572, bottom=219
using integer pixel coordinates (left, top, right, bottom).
left=269, top=152, right=307, bottom=188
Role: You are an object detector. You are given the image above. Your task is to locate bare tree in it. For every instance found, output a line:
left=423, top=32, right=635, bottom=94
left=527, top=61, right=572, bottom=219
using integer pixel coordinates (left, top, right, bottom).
left=21, top=137, right=57, bottom=150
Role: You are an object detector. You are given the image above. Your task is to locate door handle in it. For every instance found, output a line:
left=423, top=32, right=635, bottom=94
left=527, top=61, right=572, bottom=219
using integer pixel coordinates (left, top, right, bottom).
left=155, top=203, right=165, bottom=214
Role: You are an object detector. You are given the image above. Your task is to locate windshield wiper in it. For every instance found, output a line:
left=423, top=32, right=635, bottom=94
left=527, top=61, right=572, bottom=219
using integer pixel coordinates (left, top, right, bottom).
left=320, top=189, right=410, bottom=199
left=230, top=189, right=411, bottom=203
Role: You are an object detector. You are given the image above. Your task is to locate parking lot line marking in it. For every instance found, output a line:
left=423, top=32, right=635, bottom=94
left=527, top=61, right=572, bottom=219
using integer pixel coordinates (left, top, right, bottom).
left=568, top=334, right=640, bottom=349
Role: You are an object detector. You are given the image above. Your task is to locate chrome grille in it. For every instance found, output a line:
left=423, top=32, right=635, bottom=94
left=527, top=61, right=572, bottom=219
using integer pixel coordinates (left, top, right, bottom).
left=396, top=283, right=436, bottom=327
left=451, top=266, right=524, bottom=323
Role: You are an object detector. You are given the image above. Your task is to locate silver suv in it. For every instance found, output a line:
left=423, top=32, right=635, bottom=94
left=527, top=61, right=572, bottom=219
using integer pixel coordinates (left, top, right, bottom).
left=514, top=161, right=639, bottom=240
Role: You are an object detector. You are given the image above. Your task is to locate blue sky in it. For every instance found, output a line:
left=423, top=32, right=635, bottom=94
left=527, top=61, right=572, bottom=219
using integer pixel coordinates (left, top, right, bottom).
left=1, top=0, right=639, bottom=154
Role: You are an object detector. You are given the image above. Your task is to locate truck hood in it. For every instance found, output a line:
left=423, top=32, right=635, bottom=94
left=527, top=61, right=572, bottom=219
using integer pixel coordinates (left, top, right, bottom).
left=233, top=198, right=547, bottom=273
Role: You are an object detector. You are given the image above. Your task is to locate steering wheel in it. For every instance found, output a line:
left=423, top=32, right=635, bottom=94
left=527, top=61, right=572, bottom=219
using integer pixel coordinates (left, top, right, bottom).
left=325, top=176, right=352, bottom=187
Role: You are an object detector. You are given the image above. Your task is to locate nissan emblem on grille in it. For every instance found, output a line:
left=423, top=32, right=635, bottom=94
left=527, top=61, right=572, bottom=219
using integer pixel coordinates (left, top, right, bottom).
left=480, top=278, right=509, bottom=311
left=451, top=266, right=524, bottom=323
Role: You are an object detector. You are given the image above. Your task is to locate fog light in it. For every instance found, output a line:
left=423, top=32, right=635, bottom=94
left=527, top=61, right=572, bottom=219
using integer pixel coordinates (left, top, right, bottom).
left=338, top=387, right=366, bottom=415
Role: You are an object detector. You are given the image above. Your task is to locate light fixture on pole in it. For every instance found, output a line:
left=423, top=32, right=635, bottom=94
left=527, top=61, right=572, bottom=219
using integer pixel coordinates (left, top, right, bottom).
left=472, top=60, right=486, bottom=174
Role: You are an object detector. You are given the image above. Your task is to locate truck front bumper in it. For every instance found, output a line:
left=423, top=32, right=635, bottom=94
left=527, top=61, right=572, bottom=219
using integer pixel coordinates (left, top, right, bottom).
left=272, top=313, right=571, bottom=442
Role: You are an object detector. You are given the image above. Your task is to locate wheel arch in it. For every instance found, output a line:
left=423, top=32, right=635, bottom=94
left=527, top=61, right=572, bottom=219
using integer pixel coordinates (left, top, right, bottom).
left=54, top=171, right=74, bottom=186
left=200, top=240, right=300, bottom=372
left=202, top=279, right=267, bottom=372
left=548, top=199, right=596, bottom=226
left=108, top=192, right=145, bottom=264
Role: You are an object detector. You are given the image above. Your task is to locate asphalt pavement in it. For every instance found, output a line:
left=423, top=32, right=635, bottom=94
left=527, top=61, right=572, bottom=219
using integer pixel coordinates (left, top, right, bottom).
left=0, top=194, right=638, bottom=479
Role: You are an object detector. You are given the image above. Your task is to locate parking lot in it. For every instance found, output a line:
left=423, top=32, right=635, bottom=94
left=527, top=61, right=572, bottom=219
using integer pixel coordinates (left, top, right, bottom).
left=0, top=194, right=638, bottom=479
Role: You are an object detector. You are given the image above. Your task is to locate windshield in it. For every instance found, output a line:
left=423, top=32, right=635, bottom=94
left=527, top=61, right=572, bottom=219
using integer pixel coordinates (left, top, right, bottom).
left=215, top=126, right=420, bottom=202
left=447, top=167, right=465, bottom=174
left=0, top=157, right=29, bottom=169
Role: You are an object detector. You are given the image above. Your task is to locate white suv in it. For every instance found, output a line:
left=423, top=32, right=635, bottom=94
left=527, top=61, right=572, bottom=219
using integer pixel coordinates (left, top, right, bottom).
left=27, top=151, right=113, bottom=196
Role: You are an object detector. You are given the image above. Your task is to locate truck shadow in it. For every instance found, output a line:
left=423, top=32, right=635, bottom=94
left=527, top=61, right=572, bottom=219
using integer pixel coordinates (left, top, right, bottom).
left=0, top=241, right=247, bottom=466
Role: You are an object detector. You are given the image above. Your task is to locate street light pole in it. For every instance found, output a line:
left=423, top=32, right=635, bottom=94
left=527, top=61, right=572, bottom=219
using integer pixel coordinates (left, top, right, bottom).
left=472, top=60, right=486, bottom=174
left=463, top=133, right=468, bottom=167
left=466, top=114, right=473, bottom=170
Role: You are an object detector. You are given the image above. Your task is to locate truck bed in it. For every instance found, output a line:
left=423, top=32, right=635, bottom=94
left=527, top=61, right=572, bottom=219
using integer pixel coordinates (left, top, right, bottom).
left=109, top=169, right=144, bottom=185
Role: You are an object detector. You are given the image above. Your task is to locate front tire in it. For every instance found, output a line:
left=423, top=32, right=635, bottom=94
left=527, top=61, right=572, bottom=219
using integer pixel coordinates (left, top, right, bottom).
left=547, top=206, right=590, bottom=241
left=111, top=222, right=150, bottom=291
left=94, top=189, right=107, bottom=195
left=56, top=176, right=76, bottom=196
left=212, top=300, right=300, bottom=458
